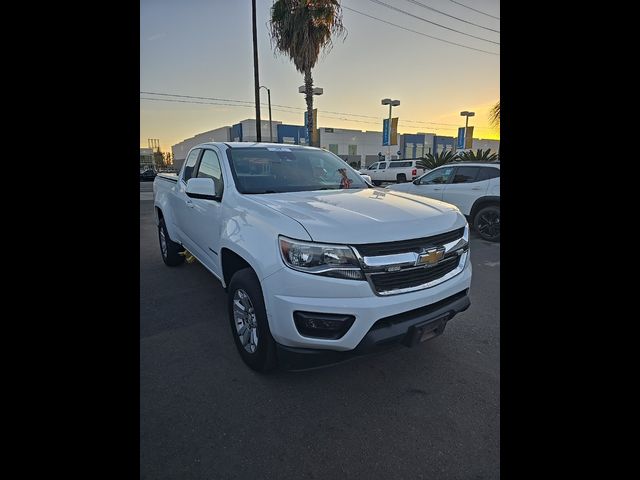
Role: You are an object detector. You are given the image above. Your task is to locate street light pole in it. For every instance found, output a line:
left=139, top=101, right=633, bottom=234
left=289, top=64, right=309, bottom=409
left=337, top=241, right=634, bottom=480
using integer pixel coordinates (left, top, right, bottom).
left=260, top=86, right=273, bottom=142
left=381, top=98, right=400, bottom=160
left=460, top=111, right=475, bottom=150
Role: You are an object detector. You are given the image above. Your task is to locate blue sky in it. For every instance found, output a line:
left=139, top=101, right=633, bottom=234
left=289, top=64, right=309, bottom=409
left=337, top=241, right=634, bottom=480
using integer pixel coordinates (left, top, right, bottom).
left=141, top=0, right=500, bottom=151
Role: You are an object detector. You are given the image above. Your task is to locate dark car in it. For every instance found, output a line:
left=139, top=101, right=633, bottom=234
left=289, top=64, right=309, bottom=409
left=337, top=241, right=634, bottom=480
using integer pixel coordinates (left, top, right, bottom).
left=140, top=169, right=157, bottom=181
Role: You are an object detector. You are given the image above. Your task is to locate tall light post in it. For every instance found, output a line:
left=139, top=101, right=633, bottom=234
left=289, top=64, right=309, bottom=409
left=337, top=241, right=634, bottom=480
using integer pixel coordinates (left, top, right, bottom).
left=460, top=111, right=475, bottom=149
left=381, top=98, right=400, bottom=160
left=260, top=86, right=273, bottom=142
left=299, top=85, right=323, bottom=146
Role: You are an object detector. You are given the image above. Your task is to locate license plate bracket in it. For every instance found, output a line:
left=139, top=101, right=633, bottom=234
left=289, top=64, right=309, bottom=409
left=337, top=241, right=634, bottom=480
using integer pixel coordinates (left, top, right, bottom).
left=403, top=313, right=450, bottom=347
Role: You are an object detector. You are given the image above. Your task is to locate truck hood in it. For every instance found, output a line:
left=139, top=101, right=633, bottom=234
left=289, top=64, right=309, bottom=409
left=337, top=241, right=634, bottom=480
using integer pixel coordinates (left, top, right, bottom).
left=247, top=188, right=465, bottom=244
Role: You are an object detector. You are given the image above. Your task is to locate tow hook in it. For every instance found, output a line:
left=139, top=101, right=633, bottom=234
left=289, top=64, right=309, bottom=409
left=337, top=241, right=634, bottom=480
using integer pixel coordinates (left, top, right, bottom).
left=179, top=249, right=197, bottom=264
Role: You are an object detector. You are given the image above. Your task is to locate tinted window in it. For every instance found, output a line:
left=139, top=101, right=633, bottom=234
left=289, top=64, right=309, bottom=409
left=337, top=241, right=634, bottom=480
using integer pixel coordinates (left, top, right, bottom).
left=477, top=166, right=500, bottom=181
left=419, top=166, right=455, bottom=185
left=368, top=163, right=378, bottom=170
left=390, top=161, right=411, bottom=168
left=183, top=149, right=201, bottom=182
left=452, top=166, right=480, bottom=184
left=197, top=149, right=224, bottom=197
left=379, top=162, right=387, bottom=169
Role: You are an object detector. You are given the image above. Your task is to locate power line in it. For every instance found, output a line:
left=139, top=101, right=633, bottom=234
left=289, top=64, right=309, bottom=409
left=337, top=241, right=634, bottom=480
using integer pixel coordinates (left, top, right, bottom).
left=342, top=6, right=498, bottom=55
left=141, top=91, right=493, bottom=128
left=363, top=0, right=499, bottom=45
left=140, top=96, right=496, bottom=132
left=403, top=0, right=499, bottom=33
left=447, top=0, right=500, bottom=20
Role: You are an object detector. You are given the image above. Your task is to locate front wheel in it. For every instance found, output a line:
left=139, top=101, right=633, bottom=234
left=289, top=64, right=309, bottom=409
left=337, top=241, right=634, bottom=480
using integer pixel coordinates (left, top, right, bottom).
left=372, top=180, right=382, bottom=186
left=158, top=217, right=184, bottom=266
left=473, top=205, right=500, bottom=242
left=227, top=268, right=277, bottom=372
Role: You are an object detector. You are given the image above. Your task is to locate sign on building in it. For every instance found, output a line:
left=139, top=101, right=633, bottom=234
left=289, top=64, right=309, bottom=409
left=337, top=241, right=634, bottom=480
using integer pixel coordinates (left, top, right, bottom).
left=464, top=126, right=474, bottom=149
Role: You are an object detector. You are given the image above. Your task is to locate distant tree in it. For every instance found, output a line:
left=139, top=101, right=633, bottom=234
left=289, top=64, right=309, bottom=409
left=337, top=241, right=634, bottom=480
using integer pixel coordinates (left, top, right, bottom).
left=162, top=152, right=173, bottom=168
left=456, top=149, right=499, bottom=163
left=418, top=150, right=459, bottom=170
left=153, top=150, right=166, bottom=169
left=489, top=101, right=500, bottom=128
left=269, top=0, right=346, bottom=146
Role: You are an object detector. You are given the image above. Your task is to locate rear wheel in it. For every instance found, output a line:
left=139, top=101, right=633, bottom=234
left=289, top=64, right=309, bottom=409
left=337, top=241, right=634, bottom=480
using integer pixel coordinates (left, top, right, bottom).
left=158, top=217, right=184, bottom=266
left=227, top=268, right=277, bottom=372
left=473, top=205, right=500, bottom=242
left=397, top=173, right=407, bottom=183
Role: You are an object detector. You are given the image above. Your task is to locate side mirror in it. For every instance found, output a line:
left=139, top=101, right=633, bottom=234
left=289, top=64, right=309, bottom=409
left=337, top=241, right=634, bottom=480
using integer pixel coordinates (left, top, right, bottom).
left=360, top=174, right=372, bottom=184
left=413, top=178, right=420, bottom=185
left=186, top=177, right=217, bottom=200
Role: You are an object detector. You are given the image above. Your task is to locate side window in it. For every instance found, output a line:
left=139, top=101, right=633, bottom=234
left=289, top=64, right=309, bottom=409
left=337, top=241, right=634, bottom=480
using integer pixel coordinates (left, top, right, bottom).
left=379, top=162, right=387, bottom=170
left=476, top=167, right=500, bottom=181
left=196, top=149, right=224, bottom=197
left=368, top=163, right=378, bottom=170
left=183, top=149, right=201, bottom=182
left=419, top=166, right=454, bottom=185
left=451, top=166, right=481, bottom=184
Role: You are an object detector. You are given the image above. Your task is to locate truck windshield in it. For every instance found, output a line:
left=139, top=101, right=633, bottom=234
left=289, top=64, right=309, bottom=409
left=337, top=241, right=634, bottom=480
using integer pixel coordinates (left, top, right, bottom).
left=226, top=147, right=369, bottom=194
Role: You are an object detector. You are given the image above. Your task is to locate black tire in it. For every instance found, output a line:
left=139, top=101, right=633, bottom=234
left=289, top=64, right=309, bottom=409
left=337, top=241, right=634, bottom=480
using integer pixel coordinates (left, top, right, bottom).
left=473, top=205, right=500, bottom=242
left=227, top=268, right=277, bottom=372
left=397, top=173, right=407, bottom=183
left=372, top=180, right=382, bottom=186
left=158, top=217, right=185, bottom=266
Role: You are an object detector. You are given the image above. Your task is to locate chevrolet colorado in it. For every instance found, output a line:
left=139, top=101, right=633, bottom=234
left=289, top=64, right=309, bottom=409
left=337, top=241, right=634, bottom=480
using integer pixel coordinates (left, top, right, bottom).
left=153, top=142, right=471, bottom=372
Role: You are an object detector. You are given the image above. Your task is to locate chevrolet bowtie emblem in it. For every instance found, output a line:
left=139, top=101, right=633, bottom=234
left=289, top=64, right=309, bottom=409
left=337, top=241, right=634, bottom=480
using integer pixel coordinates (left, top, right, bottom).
left=416, top=247, right=445, bottom=266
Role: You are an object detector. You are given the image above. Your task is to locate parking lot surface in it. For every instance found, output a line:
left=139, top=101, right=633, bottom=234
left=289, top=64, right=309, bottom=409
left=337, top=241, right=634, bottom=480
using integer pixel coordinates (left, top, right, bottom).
left=140, top=181, right=500, bottom=480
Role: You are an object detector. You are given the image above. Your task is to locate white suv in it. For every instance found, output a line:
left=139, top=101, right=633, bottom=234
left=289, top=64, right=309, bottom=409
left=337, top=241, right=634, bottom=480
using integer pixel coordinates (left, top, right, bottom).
left=361, top=160, right=426, bottom=185
left=386, top=162, right=500, bottom=242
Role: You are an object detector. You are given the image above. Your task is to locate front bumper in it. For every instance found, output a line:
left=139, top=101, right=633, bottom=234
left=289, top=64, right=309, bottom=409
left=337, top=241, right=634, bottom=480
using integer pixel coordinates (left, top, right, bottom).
left=261, top=257, right=472, bottom=355
left=275, top=289, right=470, bottom=371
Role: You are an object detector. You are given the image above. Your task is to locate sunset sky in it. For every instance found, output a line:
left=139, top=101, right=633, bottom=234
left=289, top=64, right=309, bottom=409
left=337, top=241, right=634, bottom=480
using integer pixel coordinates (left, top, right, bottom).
left=140, top=0, right=500, bottom=152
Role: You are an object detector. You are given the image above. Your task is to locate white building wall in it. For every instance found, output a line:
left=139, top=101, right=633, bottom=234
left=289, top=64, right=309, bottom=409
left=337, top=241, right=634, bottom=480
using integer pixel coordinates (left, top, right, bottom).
left=171, top=126, right=232, bottom=164
left=319, top=128, right=400, bottom=163
left=471, top=138, right=500, bottom=153
left=238, top=119, right=281, bottom=142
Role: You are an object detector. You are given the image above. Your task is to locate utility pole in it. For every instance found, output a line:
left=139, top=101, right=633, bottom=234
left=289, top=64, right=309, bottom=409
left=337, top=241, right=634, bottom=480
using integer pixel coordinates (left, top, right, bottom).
left=252, top=0, right=261, bottom=142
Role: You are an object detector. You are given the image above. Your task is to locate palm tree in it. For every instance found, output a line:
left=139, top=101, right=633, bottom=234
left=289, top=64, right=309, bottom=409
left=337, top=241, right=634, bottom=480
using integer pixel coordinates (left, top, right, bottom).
left=269, top=0, right=346, bottom=146
left=457, top=149, right=499, bottom=162
left=418, top=150, right=459, bottom=170
left=489, top=101, right=500, bottom=128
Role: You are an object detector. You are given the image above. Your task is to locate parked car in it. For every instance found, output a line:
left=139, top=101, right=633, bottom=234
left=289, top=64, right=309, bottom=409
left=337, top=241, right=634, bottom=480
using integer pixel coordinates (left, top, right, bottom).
left=153, top=143, right=471, bottom=372
left=386, top=162, right=500, bottom=242
left=360, top=159, right=426, bottom=185
left=140, top=169, right=157, bottom=181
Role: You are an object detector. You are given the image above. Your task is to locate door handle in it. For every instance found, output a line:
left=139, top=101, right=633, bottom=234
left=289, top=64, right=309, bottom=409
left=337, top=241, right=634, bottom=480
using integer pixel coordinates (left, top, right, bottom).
left=471, top=187, right=482, bottom=190
left=433, top=188, right=441, bottom=190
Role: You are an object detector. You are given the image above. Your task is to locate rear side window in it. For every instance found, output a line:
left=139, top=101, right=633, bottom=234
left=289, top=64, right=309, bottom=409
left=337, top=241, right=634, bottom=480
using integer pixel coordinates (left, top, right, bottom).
left=452, top=166, right=481, bottom=184
left=419, top=166, right=455, bottom=184
left=196, top=149, right=224, bottom=197
left=389, top=161, right=411, bottom=168
left=476, top=167, right=500, bottom=181
left=183, top=149, right=201, bottom=182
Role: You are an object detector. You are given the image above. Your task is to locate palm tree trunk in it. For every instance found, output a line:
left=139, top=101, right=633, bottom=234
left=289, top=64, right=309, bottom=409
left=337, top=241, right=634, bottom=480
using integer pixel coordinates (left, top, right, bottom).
left=304, top=68, right=314, bottom=146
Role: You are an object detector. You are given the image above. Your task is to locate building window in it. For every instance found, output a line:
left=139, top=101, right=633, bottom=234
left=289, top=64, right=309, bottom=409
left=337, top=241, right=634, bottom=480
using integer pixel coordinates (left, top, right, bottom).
left=329, top=144, right=339, bottom=154
left=348, top=144, right=357, bottom=156
left=416, top=144, right=424, bottom=158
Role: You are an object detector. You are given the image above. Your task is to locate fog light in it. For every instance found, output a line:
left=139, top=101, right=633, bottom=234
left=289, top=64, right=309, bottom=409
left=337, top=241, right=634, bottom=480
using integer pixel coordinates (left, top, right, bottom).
left=293, top=311, right=355, bottom=339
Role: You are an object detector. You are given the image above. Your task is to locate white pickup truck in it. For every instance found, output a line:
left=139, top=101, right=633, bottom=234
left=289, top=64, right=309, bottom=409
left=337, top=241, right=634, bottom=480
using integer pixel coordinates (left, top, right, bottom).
left=360, top=159, right=426, bottom=185
left=153, top=142, right=471, bottom=372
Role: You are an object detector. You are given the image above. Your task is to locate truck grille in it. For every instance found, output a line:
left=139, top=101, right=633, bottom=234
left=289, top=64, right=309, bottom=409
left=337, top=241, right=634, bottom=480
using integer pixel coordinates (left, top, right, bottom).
left=353, top=227, right=465, bottom=257
left=369, top=255, right=461, bottom=294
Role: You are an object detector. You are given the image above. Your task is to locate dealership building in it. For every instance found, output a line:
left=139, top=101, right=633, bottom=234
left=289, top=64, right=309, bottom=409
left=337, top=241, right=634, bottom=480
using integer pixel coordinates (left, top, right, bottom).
left=171, top=119, right=499, bottom=171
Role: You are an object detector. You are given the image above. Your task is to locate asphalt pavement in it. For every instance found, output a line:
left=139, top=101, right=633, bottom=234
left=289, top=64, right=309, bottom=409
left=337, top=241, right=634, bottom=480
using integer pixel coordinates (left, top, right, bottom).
left=140, top=181, right=500, bottom=480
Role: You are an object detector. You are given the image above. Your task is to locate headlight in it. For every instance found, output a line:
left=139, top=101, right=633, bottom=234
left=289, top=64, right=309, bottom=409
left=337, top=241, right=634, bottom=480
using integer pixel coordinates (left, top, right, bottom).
left=279, top=236, right=364, bottom=280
